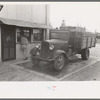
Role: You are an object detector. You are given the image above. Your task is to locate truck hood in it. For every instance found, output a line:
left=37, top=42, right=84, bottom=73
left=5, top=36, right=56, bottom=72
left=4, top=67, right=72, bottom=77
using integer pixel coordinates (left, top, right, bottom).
left=44, top=39, right=68, bottom=50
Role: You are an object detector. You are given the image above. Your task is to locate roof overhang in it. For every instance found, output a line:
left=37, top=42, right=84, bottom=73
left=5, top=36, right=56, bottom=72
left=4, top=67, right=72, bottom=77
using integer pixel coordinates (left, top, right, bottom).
left=0, top=17, right=51, bottom=29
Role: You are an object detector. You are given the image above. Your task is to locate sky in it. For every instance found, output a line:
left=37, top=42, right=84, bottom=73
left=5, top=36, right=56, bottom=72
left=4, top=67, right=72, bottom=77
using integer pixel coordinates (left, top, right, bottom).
left=50, top=2, right=100, bottom=32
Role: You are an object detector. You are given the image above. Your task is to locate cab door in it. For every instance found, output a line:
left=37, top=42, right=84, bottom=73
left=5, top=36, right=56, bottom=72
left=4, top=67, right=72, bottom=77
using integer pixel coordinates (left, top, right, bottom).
left=68, top=31, right=76, bottom=50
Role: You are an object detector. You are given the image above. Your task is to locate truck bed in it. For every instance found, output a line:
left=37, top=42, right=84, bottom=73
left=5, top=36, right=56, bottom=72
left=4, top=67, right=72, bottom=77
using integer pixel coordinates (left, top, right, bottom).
left=81, top=32, right=96, bottom=49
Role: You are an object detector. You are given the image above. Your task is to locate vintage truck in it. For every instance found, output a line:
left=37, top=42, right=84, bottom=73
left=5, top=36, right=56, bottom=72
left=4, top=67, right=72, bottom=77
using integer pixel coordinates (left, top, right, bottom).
left=30, top=28, right=96, bottom=71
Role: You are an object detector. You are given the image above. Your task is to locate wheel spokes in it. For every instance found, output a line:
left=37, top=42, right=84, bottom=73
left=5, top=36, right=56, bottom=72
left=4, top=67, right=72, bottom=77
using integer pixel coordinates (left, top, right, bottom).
left=58, top=56, right=64, bottom=68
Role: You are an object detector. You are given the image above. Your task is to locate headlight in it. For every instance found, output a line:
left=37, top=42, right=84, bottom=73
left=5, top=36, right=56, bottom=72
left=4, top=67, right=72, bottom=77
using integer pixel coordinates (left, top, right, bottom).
left=49, top=45, right=54, bottom=50
left=36, top=44, right=41, bottom=49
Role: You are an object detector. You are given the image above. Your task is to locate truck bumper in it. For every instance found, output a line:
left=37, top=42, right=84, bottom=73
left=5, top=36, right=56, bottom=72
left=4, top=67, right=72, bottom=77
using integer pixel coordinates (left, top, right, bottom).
left=31, top=55, right=54, bottom=62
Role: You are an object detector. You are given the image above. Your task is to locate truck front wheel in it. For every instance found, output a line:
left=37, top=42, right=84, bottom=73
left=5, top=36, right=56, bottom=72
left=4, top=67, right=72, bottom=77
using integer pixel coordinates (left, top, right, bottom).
left=81, top=48, right=90, bottom=60
left=54, top=54, right=65, bottom=71
left=31, top=57, right=40, bottom=66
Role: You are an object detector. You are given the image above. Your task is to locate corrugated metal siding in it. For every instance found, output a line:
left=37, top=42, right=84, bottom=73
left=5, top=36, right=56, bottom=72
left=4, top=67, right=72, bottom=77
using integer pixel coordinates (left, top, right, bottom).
left=0, top=5, right=48, bottom=24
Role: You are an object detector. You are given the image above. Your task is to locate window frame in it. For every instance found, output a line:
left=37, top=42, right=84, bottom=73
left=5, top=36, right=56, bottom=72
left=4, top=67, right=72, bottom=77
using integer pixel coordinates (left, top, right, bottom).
left=16, top=27, right=32, bottom=43
left=31, top=28, right=44, bottom=42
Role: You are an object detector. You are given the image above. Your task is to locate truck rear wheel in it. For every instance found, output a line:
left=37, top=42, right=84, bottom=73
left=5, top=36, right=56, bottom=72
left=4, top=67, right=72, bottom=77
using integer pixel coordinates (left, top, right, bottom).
left=54, top=54, right=65, bottom=71
left=81, top=48, right=90, bottom=60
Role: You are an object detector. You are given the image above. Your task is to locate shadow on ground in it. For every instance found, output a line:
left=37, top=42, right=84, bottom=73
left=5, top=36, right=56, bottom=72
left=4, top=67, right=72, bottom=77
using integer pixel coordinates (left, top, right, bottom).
left=17, top=55, right=96, bottom=79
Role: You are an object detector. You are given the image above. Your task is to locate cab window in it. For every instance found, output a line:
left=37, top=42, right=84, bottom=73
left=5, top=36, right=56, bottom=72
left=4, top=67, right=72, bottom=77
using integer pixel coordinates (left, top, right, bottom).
left=50, top=32, right=68, bottom=40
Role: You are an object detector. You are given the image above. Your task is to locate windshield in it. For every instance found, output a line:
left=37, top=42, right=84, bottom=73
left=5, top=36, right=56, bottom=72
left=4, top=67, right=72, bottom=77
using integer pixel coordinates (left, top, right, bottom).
left=50, top=32, right=68, bottom=40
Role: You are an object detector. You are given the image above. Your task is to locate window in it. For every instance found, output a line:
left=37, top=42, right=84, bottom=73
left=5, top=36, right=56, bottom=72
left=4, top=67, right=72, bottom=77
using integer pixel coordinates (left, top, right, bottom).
left=23, top=29, right=31, bottom=42
left=17, top=28, right=21, bottom=43
left=17, top=28, right=44, bottom=43
left=31, top=29, right=43, bottom=42
left=50, top=32, right=68, bottom=40
left=17, top=28, right=31, bottom=43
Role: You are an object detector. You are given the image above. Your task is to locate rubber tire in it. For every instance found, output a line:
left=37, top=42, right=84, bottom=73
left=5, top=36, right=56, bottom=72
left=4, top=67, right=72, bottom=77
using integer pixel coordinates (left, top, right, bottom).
left=31, top=57, right=40, bottom=66
left=81, top=48, right=90, bottom=60
left=54, top=54, right=65, bottom=71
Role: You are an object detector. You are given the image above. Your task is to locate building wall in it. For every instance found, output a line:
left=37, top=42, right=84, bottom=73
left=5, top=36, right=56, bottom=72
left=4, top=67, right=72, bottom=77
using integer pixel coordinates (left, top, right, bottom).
left=0, top=4, right=50, bottom=60
left=16, top=42, right=40, bottom=59
left=0, top=26, right=1, bottom=62
left=45, top=5, right=50, bottom=40
left=0, top=4, right=49, bottom=24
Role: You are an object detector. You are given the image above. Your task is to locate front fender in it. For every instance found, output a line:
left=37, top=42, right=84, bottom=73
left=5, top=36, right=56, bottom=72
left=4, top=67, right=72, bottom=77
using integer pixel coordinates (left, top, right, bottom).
left=53, top=50, right=67, bottom=59
left=30, top=47, right=39, bottom=55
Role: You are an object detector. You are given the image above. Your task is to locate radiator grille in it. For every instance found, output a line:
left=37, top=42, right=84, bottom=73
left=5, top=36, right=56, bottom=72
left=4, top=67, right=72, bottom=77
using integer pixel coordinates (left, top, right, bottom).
left=40, top=42, right=49, bottom=58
